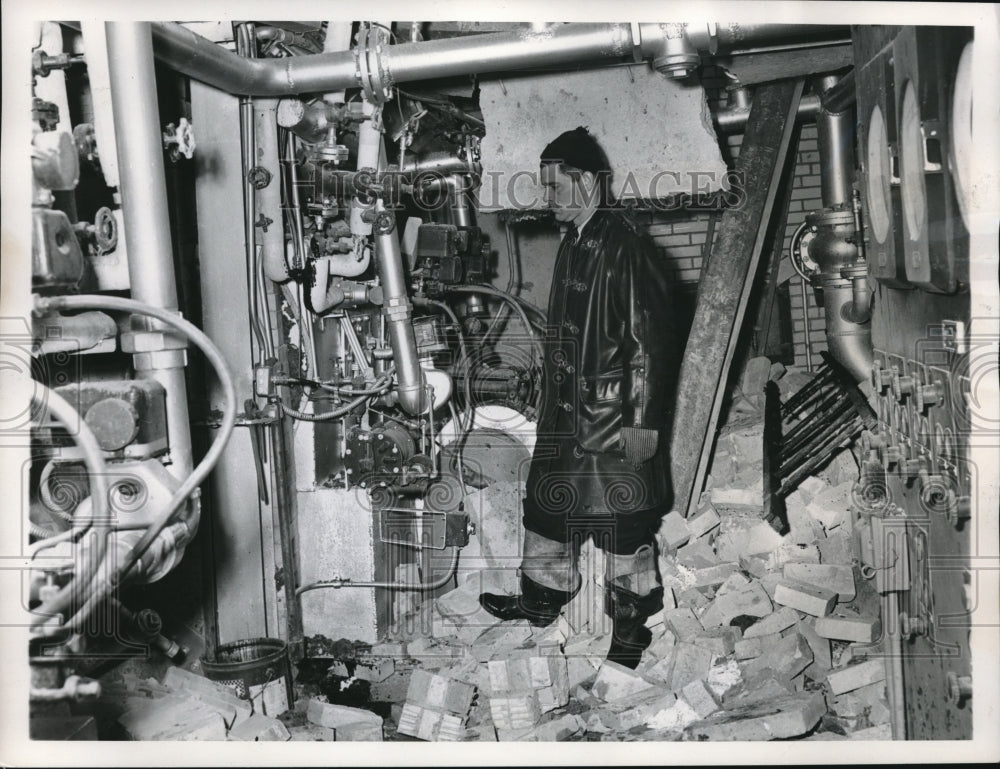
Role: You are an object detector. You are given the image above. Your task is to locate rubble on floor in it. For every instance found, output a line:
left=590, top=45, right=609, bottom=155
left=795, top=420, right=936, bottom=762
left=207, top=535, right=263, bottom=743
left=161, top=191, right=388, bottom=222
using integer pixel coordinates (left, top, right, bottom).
left=106, top=363, right=891, bottom=743
left=355, top=362, right=892, bottom=742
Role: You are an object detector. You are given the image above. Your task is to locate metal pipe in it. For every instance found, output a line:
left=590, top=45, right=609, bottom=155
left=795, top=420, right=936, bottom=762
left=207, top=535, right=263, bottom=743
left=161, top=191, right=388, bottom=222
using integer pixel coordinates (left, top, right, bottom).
left=256, top=100, right=290, bottom=282
left=295, top=546, right=459, bottom=593
left=400, top=152, right=474, bottom=179
left=151, top=22, right=630, bottom=96
left=716, top=93, right=821, bottom=133
left=816, top=74, right=854, bottom=208
left=153, top=21, right=848, bottom=97
left=375, top=200, right=428, bottom=415
left=106, top=22, right=193, bottom=479
left=820, top=68, right=856, bottom=114
left=825, top=281, right=875, bottom=382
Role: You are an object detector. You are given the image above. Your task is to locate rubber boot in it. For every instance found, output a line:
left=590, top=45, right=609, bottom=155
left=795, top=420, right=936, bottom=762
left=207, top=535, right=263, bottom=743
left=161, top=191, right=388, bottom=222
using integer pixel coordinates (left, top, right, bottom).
left=604, top=583, right=664, bottom=669
left=479, top=573, right=578, bottom=628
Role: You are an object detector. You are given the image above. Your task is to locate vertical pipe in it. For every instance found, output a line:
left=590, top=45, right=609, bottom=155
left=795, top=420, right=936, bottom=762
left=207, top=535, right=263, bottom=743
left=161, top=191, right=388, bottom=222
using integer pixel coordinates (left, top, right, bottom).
left=816, top=74, right=853, bottom=208
left=374, top=199, right=427, bottom=415
left=256, top=100, right=289, bottom=282
left=800, top=277, right=814, bottom=370
left=106, top=22, right=193, bottom=477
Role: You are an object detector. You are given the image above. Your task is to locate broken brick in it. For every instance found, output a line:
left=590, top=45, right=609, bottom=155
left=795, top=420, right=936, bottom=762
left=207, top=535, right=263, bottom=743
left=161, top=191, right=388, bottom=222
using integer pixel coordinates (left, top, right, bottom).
left=773, top=580, right=837, bottom=617
left=592, top=660, right=657, bottom=702
left=818, top=529, right=854, bottom=566
left=684, top=692, right=826, bottom=741
left=676, top=539, right=721, bottom=569
left=664, top=607, right=704, bottom=642
left=741, top=633, right=813, bottom=683
left=783, top=562, right=856, bottom=601
left=715, top=520, right=784, bottom=562
left=657, top=510, right=693, bottom=551
left=600, top=689, right=679, bottom=731
left=848, top=723, right=893, bottom=740
left=796, top=619, right=833, bottom=680
left=699, top=575, right=772, bottom=629
left=768, top=541, right=822, bottom=569
left=307, top=700, right=384, bottom=731
left=517, top=713, right=586, bottom=741
left=335, top=721, right=384, bottom=741
left=288, top=722, right=336, bottom=741
left=826, top=659, right=887, bottom=696
left=695, top=626, right=743, bottom=657
left=646, top=697, right=701, bottom=731
left=676, top=586, right=712, bottom=612
left=680, top=678, right=721, bottom=718
left=119, top=694, right=229, bottom=741
left=666, top=643, right=714, bottom=692
left=743, top=606, right=799, bottom=638
left=723, top=670, right=794, bottom=708
left=815, top=614, right=881, bottom=643
left=688, top=505, right=722, bottom=539
left=227, top=714, right=291, bottom=741
left=691, top=562, right=740, bottom=589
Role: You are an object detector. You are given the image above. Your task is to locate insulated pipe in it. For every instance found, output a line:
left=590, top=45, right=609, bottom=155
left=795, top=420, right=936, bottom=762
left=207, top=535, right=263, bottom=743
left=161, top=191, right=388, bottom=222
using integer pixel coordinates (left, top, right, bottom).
left=255, top=100, right=290, bottom=282
left=151, top=21, right=848, bottom=97
left=374, top=199, right=428, bottom=415
left=106, top=22, right=193, bottom=479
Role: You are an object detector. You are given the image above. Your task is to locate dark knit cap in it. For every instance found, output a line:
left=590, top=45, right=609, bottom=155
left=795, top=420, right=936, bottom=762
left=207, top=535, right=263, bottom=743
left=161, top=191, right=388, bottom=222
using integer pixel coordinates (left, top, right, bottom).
left=539, top=126, right=612, bottom=176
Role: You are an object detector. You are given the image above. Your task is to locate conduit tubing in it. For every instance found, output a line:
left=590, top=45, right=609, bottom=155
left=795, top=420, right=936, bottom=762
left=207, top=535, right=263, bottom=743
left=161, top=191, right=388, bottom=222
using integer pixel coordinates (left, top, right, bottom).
left=296, top=546, right=459, bottom=592
left=151, top=21, right=847, bottom=98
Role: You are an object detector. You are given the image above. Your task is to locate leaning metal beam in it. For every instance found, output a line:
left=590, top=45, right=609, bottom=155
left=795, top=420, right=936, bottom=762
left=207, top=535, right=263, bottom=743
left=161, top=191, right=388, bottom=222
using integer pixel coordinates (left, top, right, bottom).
left=670, top=78, right=804, bottom=518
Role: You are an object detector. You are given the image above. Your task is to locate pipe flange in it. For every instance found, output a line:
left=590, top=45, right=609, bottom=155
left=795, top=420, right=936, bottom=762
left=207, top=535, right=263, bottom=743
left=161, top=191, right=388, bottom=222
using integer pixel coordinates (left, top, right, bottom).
left=93, top=207, right=118, bottom=253
left=373, top=210, right=396, bottom=235
left=354, top=26, right=394, bottom=105
left=805, top=206, right=855, bottom=228
left=247, top=165, right=273, bottom=189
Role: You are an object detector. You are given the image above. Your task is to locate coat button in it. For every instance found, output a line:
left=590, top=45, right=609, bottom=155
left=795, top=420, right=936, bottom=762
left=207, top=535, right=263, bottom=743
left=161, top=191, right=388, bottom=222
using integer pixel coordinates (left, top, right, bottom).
left=572, top=444, right=585, bottom=458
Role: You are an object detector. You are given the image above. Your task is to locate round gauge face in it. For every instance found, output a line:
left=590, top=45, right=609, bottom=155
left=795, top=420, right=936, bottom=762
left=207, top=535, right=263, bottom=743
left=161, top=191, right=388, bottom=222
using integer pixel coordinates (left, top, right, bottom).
left=865, top=104, right=892, bottom=244
left=899, top=80, right=926, bottom=243
left=951, top=41, right=973, bottom=227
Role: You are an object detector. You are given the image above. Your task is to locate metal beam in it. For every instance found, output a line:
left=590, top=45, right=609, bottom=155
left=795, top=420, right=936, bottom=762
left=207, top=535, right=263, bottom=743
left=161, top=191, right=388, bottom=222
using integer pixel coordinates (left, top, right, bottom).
left=670, top=79, right=804, bottom=518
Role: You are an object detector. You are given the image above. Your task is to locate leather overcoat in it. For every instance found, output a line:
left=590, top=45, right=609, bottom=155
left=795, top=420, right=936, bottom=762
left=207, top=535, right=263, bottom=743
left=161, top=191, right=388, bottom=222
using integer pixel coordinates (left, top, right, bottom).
left=523, top=208, right=681, bottom=548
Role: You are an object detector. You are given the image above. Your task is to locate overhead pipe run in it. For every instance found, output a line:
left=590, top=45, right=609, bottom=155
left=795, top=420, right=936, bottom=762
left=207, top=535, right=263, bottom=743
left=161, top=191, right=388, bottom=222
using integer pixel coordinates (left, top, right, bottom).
left=151, top=21, right=848, bottom=98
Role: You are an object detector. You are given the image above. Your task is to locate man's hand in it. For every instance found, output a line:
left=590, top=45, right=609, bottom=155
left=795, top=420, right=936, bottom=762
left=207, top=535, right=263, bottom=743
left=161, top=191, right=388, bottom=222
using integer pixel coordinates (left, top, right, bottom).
left=621, top=427, right=658, bottom=468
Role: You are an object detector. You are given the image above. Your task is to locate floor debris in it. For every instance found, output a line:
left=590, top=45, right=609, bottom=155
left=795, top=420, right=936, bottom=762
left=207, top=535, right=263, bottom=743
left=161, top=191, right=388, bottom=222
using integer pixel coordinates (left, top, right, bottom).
left=102, top=366, right=893, bottom=742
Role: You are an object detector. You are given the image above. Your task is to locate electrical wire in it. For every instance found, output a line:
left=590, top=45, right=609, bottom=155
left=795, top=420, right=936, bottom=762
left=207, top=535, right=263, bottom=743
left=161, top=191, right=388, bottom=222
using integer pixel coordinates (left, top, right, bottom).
left=448, top=284, right=543, bottom=364
left=32, top=294, right=237, bottom=633
left=277, top=369, right=395, bottom=421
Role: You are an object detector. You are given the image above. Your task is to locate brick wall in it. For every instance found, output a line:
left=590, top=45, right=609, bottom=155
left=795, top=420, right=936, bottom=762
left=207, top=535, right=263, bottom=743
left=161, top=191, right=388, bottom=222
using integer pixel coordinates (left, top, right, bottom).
left=645, top=84, right=829, bottom=370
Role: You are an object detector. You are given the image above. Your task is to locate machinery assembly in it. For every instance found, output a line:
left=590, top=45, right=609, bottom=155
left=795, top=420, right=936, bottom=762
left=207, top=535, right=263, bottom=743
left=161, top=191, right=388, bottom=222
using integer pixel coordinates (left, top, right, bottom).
left=3, top=7, right=997, bottom=756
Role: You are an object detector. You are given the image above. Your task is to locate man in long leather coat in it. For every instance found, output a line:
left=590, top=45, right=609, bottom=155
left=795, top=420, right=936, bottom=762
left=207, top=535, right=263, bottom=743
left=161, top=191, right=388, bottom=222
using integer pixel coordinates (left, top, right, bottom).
left=480, top=127, right=681, bottom=668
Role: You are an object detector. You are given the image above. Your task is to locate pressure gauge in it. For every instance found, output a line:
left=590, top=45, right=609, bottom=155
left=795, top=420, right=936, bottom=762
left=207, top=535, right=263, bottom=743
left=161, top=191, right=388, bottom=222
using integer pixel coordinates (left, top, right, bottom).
left=865, top=103, right=892, bottom=245
left=899, top=80, right=926, bottom=244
